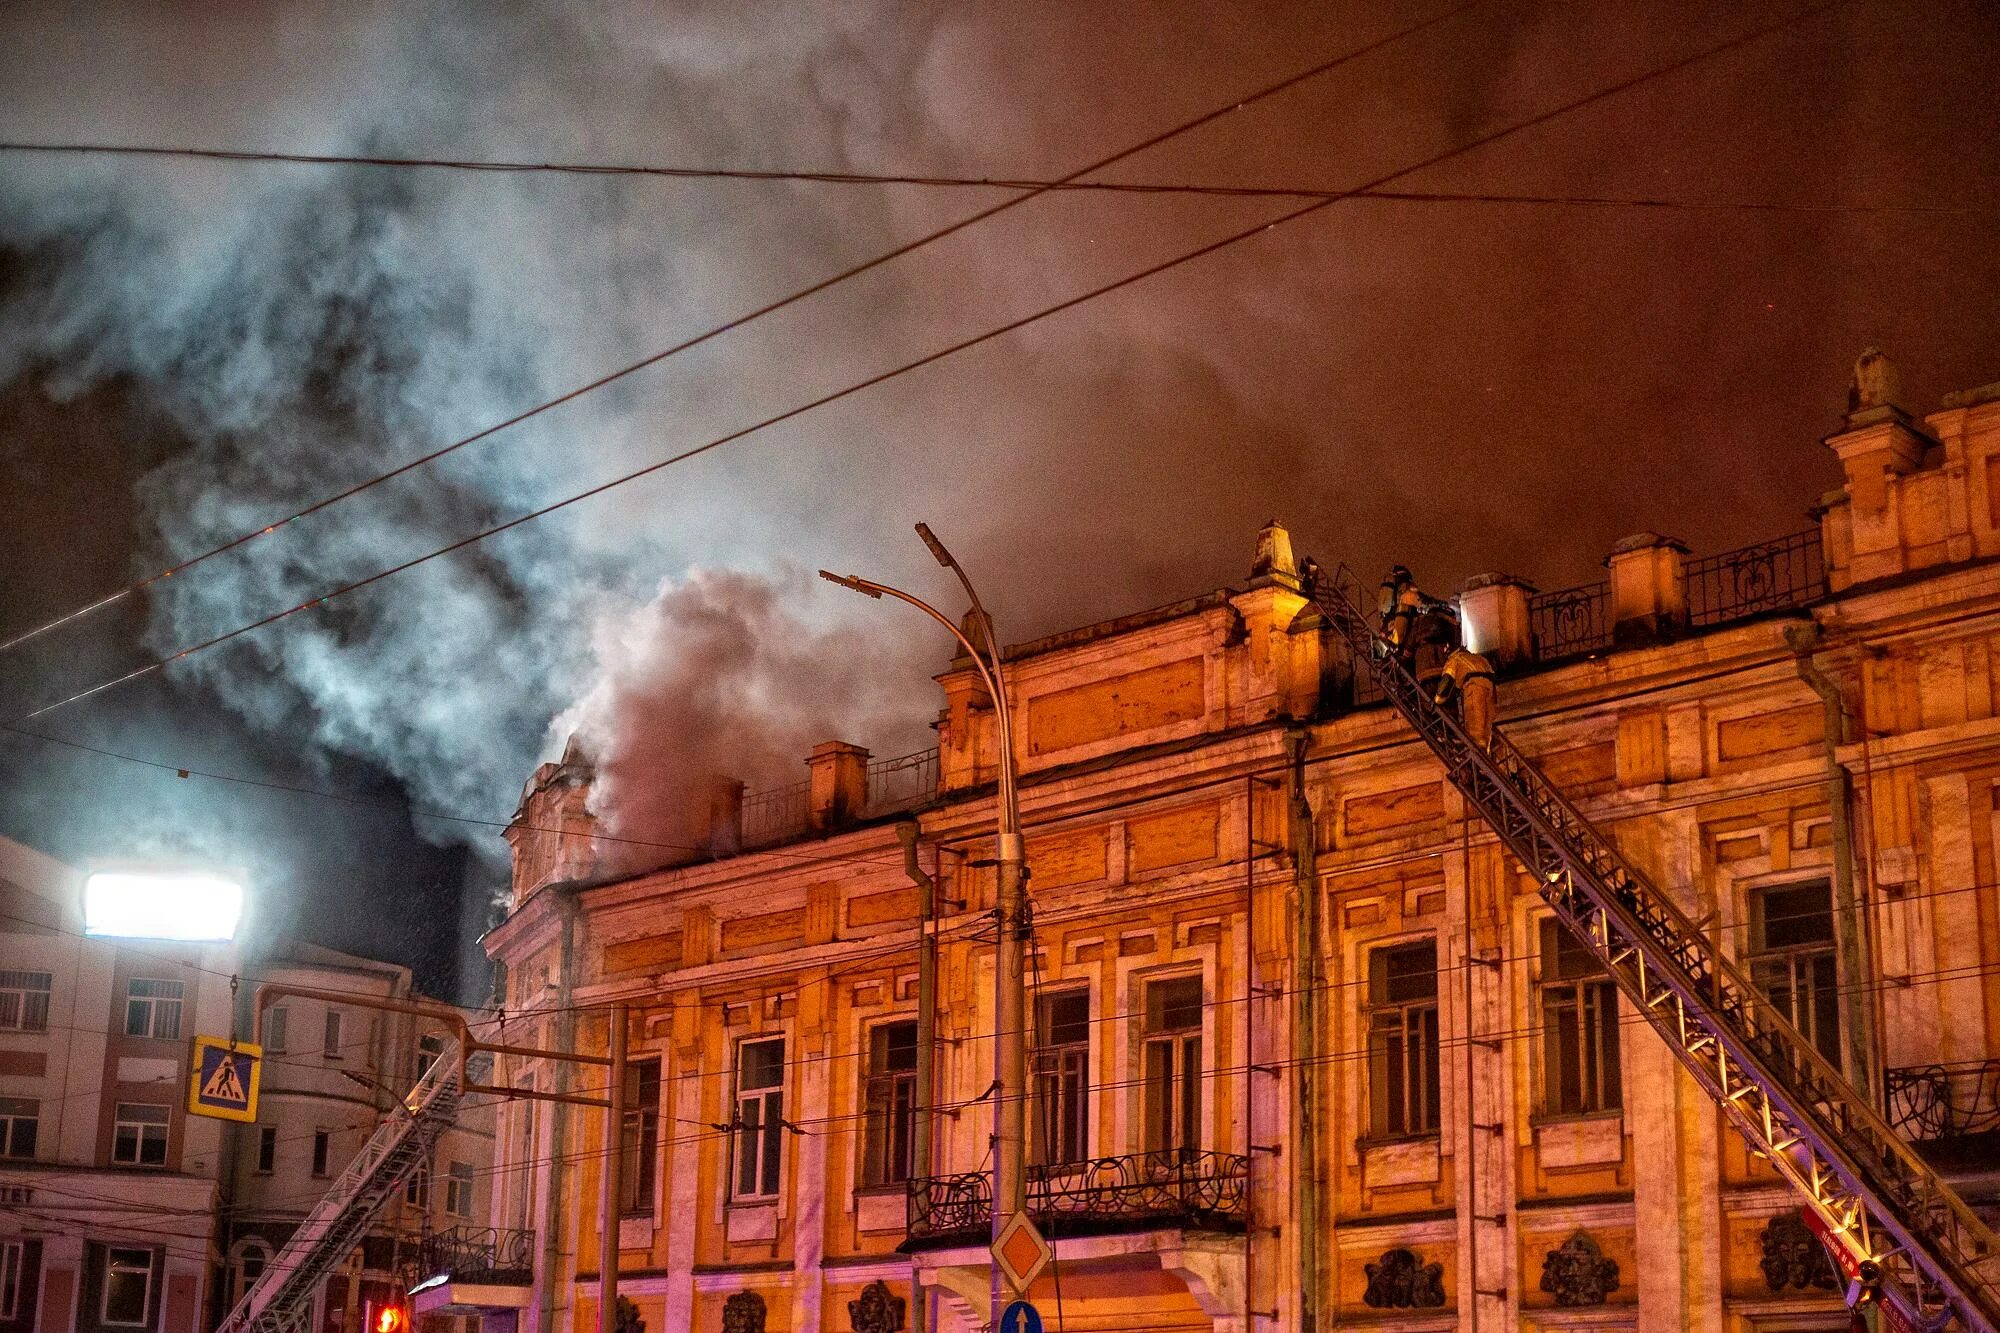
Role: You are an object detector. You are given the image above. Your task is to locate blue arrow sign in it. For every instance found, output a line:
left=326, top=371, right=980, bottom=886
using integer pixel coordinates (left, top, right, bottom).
left=998, top=1300, right=1042, bottom=1333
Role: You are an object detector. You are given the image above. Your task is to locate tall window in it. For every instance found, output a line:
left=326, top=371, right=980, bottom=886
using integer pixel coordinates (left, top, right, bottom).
left=0, top=1240, right=24, bottom=1319
left=0, top=971, right=51, bottom=1032
left=323, top=1010, right=344, bottom=1060
left=265, top=1006, right=289, bottom=1053
left=732, top=1038, right=785, bottom=1200
left=1539, top=919, right=1622, bottom=1116
left=403, top=1160, right=431, bottom=1208
left=1750, top=881, right=1843, bottom=1070
left=620, top=1059, right=660, bottom=1214
left=111, top=1104, right=169, bottom=1166
left=0, top=1097, right=37, bottom=1160
left=1032, top=991, right=1090, bottom=1166
left=861, top=1022, right=918, bottom=1188
left=1367, top=941, right=1441, bottom=1138
left=124, top=980, right=183, bottom=1040
left=416, top=1033, right=445, bottom=1081
left=1142, top=976, right=1203, bottom=1160
left=446, top=1161, right=475, bottom=1218
left=256, top=1126, right=277, bottom=1174
left=230, top=1242, right=269, bottom=1306
left=311, top=1130, right=331, bottom=1177
left=100, top=1248, right=154, bottom=1326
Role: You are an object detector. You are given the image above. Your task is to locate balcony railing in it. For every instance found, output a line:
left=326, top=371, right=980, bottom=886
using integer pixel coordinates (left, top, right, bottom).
left=415, top=1226, right=535, bottom=1287
left=1885, top=1060, right=2000, bottom=1160
left=1686, top=528, right=1826, bottom=627
left=905, top=1150, right=1250, bottom=1249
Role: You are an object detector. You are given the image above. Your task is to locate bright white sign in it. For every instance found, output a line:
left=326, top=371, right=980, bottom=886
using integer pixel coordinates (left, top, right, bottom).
left=83, top=870, right=244, bottom=942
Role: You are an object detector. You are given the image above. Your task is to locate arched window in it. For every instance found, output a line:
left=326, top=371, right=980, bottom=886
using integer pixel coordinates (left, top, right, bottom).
left=228, top=1238, right=272, bottom=1307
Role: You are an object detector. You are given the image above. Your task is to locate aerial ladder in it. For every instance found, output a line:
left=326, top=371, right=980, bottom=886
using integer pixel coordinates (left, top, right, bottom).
left=215, top=1042, right=478, bottom=1333
left=1312, top=569, right=2000, bottom=1331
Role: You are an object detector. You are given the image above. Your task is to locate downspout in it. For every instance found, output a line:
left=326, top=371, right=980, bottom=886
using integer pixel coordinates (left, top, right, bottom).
left=1785, top=622, right=1880, bottom=1104
left=898, top=821, right=936, bottom=1333
left=538, top=890, right=581, bottom=1333
left=1286, top=730, right=1320, bottom=1333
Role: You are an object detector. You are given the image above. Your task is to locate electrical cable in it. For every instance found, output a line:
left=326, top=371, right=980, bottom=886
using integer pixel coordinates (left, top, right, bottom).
left=6, top=141, right=1984, bottom=214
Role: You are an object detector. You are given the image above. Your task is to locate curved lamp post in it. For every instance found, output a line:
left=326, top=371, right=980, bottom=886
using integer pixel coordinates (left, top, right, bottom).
left=821, top=522, right=1029, bottom=1313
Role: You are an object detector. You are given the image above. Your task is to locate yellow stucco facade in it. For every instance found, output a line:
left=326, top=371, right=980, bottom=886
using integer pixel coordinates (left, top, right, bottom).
left=475, top=371, right=2000, bottom=1333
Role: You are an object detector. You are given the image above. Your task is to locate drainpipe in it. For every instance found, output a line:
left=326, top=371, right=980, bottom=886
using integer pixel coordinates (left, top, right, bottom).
left=1285, top=730, right=1320, bottom=1333
left=538, top=890, right=581, bottom=1333
left=898, top=821, right=936, bottom=1333
left=1785, top=622, right=1880, bottom=1103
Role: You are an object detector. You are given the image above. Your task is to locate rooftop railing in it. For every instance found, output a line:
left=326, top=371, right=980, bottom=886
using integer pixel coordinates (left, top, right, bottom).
left=863, top=747, right=939, bottom=816
left=741, top=780, right=809, bottom=849
left=1686, top=528, right=1826, bottom=628
left=1528, top=580, right=1613, bottom=662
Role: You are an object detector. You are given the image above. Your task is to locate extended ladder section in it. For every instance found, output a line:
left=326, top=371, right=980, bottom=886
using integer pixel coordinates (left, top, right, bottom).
left=217, top=1043, right=479, bottom=1333
left=1313, top=572, right=2000, bottom=1331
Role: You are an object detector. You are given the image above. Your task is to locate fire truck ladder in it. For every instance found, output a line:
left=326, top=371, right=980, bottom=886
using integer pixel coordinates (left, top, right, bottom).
left=216, top=1043, right=479, bottom=1333
left=1313, top=570, right=2000, bottom=1331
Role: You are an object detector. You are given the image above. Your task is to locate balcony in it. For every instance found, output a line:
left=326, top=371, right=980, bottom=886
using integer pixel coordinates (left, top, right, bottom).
left=905, top=1150, right=1250, bottom=1250
left=1885, top=1060, right=2000, bottom=1171
left=409, top=1227, right=535, bottom=1316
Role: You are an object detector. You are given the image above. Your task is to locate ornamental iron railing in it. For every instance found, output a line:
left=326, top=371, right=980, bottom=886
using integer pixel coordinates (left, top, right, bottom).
left=905, top=1149, right=1249, bottom=1248
left=863, top=748, right=940, bottom=815
left=741, top=780, right=809, bottom=849
left=1885, top=1060, right=2000, bottom=1146
left=1528, top=580, right=1613, bottom=662
left=1686, top=528, right=1826, bottom=627
left=415, top=1226, right=535, bottom=1286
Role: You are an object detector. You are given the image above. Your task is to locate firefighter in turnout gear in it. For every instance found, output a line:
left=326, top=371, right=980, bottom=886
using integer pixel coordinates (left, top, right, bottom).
left=1434, top=643, right=1497, bottom=749
left=1378, top=565, right=1421, bottom=652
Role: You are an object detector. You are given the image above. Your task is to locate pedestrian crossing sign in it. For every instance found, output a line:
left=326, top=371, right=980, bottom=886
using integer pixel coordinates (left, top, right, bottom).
left=188, top=1035, right=262, bottom=1122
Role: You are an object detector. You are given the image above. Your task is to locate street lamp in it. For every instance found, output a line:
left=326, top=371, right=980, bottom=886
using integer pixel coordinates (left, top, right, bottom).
left=821, top=523, right=1029, bottom=1314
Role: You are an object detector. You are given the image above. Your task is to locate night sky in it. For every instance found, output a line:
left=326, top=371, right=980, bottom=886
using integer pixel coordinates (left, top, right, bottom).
left=1, top=1, right=1996, bottom=999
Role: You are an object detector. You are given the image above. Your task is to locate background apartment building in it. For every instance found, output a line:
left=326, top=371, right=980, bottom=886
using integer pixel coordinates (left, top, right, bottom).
left=0, top=839, right=494, bottom=1333
left=461, top=363, right=2000, bottom=1333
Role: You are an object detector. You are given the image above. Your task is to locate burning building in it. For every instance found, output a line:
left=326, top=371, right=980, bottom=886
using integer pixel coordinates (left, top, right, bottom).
left=456, top=358, right=2000, bottom=1333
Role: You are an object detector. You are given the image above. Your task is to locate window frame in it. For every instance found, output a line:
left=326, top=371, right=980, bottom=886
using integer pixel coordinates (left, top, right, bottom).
left=0, top=1096, right=38, bottom=1161
left=1535, top=917, right=1623, bottom=1120
left=255, top=1125, right=277, bottom=1174
left=0, top=970, right=51, bottom=1033
left=1031, top=988, right=1091, bottom=1168
left=859, top=1020, right=918, bottom=1190
left=0, top=1239, right=25, bottom=1320
left=311, top=1129, right=331, bottom=1178
left=619, top=1058, right=661, bottom=1215
left=731, top=1037, right=786, bottom=1202
left=1747, top=879, right=1844, bottom=1072
left=123, top=979, right=184, bottom=1041
left=264, top=1006, right=288, bottom=1054
left=1364, top=940, right=1442, bottom=1142
left=100, top=1247, right=154, bottom=1327
left=111, top=1103, right=169, bottom=1167
left=416, top=1032, right=446, bottom=1082
left=445, top=1160, right=475, bottom=1219
left=1140, top=974, right=1204, bottom=1161
left=322, top=1009, right=344, bottom=1061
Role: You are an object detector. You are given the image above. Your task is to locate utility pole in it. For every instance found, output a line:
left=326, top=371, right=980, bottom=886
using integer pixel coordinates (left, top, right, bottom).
left=600, top=1003, right=628, bottom=1333
left=823, top=520, right=1025, bottom=1315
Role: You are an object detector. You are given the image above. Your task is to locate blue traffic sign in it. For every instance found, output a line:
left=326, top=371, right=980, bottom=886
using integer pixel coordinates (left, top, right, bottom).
left=188, top=1035, right=262, bottom=1122
left=998, top=1300, right=1042, bottom=1333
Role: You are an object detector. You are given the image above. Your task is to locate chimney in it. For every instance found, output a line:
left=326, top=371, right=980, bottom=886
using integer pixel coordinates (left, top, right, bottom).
left=1458, top=573, right=1534, bottom=667
left=705, top=776, right=745, bottom=856
left=807, top=741, right=871, bottom=831
left=1604, top=532, right=1689, bottom=646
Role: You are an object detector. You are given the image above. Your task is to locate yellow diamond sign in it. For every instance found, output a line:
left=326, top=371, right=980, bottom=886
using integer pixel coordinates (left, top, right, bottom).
left=991, top=1211, right=1052, bottom=1293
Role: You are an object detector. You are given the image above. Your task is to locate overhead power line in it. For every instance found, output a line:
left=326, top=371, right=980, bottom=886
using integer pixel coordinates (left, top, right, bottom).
left=5, top=0, right=1850, bottom=728
left=0, top=1, right=1481, bottom=660
left=3, top=139, right=1981, bottom=215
